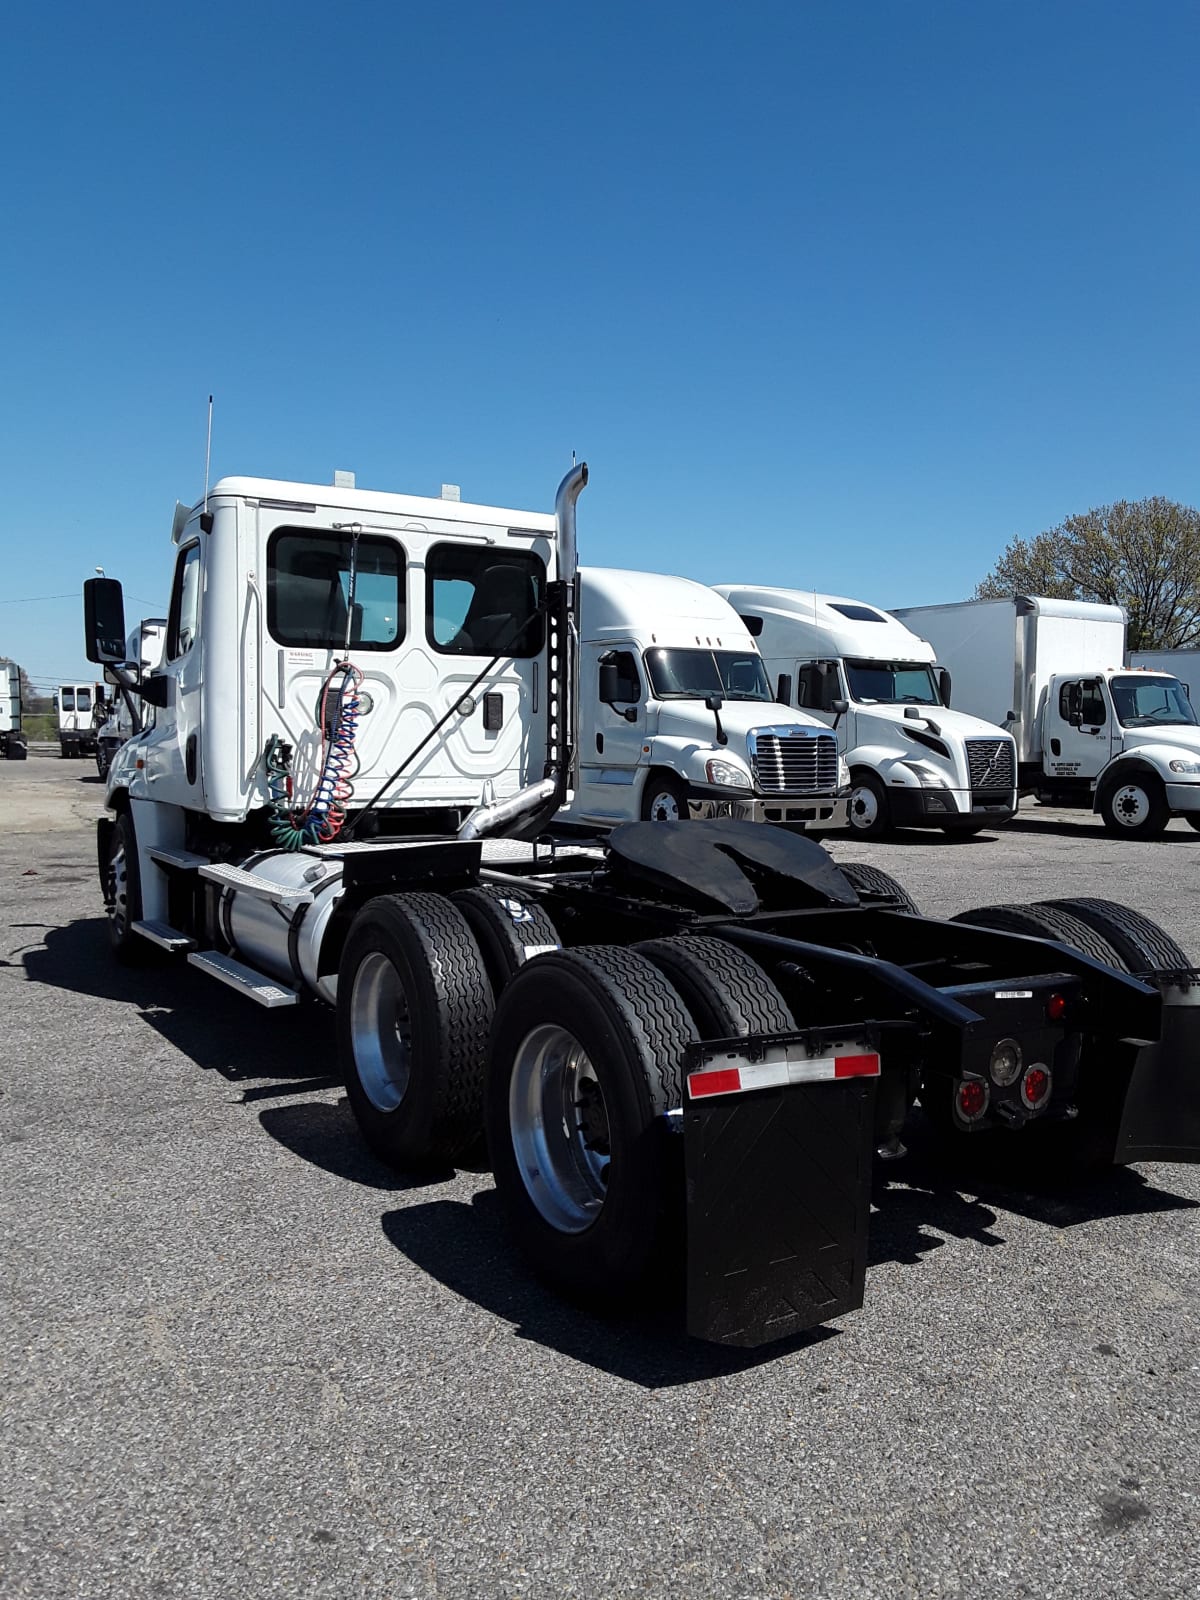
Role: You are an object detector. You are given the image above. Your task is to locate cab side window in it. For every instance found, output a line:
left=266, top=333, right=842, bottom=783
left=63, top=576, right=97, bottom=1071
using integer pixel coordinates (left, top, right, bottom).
left=167, top=542, right=202, bottom=660
left=1059, top=680, right=1107, bottom=725
left=1080, top=681, right=1106, bottom=725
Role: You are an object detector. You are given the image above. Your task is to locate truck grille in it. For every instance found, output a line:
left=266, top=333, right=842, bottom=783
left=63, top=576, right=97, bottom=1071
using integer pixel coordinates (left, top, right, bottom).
left=966, top=737, right=1015, bottom=802
left=751, top=731, right=840, bottom=795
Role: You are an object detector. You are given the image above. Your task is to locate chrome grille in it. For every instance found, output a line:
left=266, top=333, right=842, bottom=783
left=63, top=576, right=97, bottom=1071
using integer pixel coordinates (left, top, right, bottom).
left=750, top=731, right=840, bottom=795
left=966, top=737, right=1015, bottom=799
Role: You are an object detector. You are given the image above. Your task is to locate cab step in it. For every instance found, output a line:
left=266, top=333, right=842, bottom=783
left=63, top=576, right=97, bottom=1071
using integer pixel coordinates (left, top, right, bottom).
left=132, top=919, right=196, bottom=953
left=187, top=951, right=299, bottom=1007
left=197, top=862, right=313, bottom=911
left=147, top=846, right=211, bottom=871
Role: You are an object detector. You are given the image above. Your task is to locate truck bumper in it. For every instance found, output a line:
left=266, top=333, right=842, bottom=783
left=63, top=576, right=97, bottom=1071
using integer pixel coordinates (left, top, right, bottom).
left=690, top=788, right=850, bottom=832
left=1165, top=782, right=1200, bottom=815
left=1114, top=976, right=1200, bottom=1164
left=888, top=786, right=1016, bottom=829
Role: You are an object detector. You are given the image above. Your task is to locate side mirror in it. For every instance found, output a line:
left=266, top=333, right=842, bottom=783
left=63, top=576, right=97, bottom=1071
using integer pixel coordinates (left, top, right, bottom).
left=598, top=659, right=622, bottom=704
left=139, top=674, right=170, bottom=709
left=937, top=667, right=952, bottom=707
left=704, top=693, right=724, bottom=712
left=830, top=698, right=849, bottom=715
left=776, top=673, right=792, bottom=706
left=83, top=578, right=127, bottom=664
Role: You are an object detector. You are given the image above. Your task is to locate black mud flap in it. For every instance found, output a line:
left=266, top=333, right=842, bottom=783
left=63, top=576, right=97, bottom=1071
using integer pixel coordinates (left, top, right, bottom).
left=683, top=1079, right=876, bottom=1346
left=1114, top=978, right=1200, bottom=1165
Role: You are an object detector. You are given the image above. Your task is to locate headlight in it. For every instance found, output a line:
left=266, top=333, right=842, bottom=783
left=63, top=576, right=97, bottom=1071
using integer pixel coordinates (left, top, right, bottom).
left=705, top=758, right=752, bottom=789
left=1168, top=759, right=1200, bottom=774
left=837, top=756, right=850, bottom=790
left=899, top=760, right=947, bottom=788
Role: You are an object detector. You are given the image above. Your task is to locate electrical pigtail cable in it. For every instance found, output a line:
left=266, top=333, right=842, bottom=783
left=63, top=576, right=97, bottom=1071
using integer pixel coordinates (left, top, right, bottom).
left=264, top=527, right=364, bottom=850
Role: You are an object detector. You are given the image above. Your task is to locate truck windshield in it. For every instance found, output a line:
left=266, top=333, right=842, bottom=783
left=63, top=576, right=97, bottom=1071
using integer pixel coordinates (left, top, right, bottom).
left=844, top=659, right=939, bottom=705
left=644, top=648, right=772, bottom=702
left=1109, top=675, right=1197, bottom=728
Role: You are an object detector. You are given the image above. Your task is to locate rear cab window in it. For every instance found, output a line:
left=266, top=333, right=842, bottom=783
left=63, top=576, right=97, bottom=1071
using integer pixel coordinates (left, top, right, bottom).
left=267, top=529, right=405, bottom=650
left=427, top=546, right=545, bottom=657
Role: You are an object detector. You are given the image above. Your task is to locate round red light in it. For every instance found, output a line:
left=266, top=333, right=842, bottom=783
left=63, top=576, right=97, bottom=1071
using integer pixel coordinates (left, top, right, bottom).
left=957, top=1079, right=988, bottom=1120
left=1046, top=993, right=1067, bottom=1022
left=1022, top=1066, right=1051, bottom=1107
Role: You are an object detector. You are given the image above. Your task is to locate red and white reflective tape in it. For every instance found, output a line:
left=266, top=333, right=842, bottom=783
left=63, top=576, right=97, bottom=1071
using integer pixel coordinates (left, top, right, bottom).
left=687, top=1048, right=880, bottom=1099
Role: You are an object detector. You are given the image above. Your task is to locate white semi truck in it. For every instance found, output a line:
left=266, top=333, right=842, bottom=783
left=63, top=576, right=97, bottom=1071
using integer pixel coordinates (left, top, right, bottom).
left=893, top=597, right=1200, bottom=840
left=1, top=662, right=28, bottom=760
left=82, top=466, right=1200, bottom=1347
left=561, top=569, right=849, bottom=833
left=57, top=681, right=108, bottom=760
left=96, top=617, right=168, bottom=779
left=715, top=586, right=1017, bottom=838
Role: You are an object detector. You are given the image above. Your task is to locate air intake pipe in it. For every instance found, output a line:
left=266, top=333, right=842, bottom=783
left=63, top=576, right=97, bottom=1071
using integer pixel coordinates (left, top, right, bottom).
left=457, top=462, right=587, bottom=843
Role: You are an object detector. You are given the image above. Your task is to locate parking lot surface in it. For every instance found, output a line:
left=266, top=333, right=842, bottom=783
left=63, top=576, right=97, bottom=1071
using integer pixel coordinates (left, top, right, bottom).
left=3, top=755, right=1198, bottom=1599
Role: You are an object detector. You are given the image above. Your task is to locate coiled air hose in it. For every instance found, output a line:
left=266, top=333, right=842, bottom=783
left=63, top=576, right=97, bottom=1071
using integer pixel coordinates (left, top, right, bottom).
left=265, top=660, right=363, bottom=850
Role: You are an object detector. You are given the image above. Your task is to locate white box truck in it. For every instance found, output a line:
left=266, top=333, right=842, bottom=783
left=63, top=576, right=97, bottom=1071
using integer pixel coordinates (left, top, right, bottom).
left=57, top=681, right=109, bottom=759
left=892, top=597, right=1200, bottom=839
left=1, top=662, right=27, bottom=760
left=715, top=587, right=1017, bottom=837
left=1130, top=649, right=1200, bottom=704
left=560, top=569, right=849, bottom=833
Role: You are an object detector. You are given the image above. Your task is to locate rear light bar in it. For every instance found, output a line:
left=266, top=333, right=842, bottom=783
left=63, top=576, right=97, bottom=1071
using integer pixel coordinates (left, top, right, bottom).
left=688, top=1048, right=880, bottom=1100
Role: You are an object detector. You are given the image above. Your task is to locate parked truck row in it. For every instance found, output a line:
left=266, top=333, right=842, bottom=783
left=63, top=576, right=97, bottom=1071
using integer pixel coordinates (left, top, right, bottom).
left=80, top=464, right=1200, bottom=1348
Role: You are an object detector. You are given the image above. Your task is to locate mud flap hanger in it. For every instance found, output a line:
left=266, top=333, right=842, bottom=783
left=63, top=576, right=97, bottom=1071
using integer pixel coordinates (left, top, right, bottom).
left=1115, top=972, right=1200, bottom=1165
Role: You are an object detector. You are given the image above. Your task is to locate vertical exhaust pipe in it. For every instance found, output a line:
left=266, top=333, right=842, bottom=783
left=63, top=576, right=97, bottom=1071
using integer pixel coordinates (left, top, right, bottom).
left=457, top=461, right=588, bottom=842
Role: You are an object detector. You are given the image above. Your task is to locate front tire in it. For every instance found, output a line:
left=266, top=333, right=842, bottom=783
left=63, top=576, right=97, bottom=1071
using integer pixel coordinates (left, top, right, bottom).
left=847, top=771, right=891, bottom=838
left=640, top=772, right=690, bottom=823
left=486, top=945, right=697, bottom=1302
left=338, top=893, right=494, bottom=1169
left=104, top=810, right=148, bottom=965
left=1098, top=772, right=1169, bottom=839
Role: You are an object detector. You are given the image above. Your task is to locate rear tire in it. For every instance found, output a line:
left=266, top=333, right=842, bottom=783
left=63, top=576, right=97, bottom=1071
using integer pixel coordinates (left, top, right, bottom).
left=635, top=935, right=793, bottom=1037
left=1098, top=772, right=1169, bottom=839
left=338, top=893, right=494, bottom=1169
left=847, top=771, right=891, bottom=838
left=450, top=886, right=560, bottom=997
left=838, top=862, right=920, bottom=914
left=948, top=902, right=1126, bottom=969
left=1038, top=897, right=1190, bottom=975
left=486, top=945, right=696, bottom=1301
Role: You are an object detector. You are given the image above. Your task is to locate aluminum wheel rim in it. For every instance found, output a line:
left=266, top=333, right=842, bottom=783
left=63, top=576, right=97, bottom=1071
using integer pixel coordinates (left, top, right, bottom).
left=850, top=784, right=878, bottom=829
left=647, top=790, right=681, bottom=822
left=1112, top=784, right=1150, bottom=828
left=509, top=1024, right=611, bottom=1233
left=351, top=952, right=413, bottom=1112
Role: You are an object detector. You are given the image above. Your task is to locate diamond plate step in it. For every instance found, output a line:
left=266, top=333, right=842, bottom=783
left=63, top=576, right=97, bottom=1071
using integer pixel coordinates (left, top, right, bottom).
left=187, top=951, right=298, bottom=1007
left=131, top=919, right=196, bottom=953
left=147, top=846, right=211, bottom=871
left=198, top=862, right=313, bottom=910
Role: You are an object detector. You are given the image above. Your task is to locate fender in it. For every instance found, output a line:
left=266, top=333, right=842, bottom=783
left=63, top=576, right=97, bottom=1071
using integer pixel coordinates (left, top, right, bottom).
left=1092, top=752, right=1169, bottom=813
left=848, top=744, right=938, bottom=790
left=643, top=736, right=749, bottom=789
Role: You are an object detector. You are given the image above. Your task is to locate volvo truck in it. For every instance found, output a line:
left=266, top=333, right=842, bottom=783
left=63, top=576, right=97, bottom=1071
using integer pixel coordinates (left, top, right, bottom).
left=81, top=467, right=1200, bottom=1348
left=715, top=586, right=1017, bottom=838
left=560, top=569, right=849, bottom=834
left=894, top=597, right=1200, bottom=839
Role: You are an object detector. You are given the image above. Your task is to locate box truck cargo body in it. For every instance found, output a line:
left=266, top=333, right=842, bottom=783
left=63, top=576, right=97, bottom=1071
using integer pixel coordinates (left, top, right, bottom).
left=893, top=597, right=1200, bottom=839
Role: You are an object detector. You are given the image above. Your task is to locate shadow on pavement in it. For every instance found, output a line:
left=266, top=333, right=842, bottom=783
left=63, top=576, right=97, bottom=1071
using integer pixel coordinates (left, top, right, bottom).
left=20, top=915, right=336, bottom=1086
left=380, top=1189, right=837, bottom=1389
left=259, top=1098, right=453, bottom=1190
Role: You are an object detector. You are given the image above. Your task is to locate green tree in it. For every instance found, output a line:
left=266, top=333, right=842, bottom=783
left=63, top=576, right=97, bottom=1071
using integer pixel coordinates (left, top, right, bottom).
left=974, top=497, right=1200, bottom=652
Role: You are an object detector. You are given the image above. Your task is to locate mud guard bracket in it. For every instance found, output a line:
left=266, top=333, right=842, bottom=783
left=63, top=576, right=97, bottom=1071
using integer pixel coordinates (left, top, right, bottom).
left=683, top=1078, right=876, bottom=1346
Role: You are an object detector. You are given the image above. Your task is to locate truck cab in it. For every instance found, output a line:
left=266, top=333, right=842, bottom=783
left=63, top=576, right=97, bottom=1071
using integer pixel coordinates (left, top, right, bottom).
left=57, top=682, right=107, bottom=759
left=715, top=586, right=1017, bottom=837
left=96, top=618, right=167, bottom=778
left=561, top=568, right=849, bottom=832
left=1, top=662, right=26, bottom=760
left=1041, top=668, right=1200, bottom=836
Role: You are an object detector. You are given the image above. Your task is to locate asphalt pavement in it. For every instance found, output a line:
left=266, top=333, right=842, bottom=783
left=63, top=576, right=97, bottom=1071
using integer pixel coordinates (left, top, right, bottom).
left=2, top=754, right=1198, bottom=1599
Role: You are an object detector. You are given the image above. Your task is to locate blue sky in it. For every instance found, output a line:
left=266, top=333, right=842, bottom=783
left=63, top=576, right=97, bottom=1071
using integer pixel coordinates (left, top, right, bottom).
left=2, top=1, right=1197, bottom=690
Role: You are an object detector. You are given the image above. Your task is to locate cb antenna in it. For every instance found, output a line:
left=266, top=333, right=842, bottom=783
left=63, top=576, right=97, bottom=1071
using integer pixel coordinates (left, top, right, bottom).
left=203, top=394, right=214, bottom=513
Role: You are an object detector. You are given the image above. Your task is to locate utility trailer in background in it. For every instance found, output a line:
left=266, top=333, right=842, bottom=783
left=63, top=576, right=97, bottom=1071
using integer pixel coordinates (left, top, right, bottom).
left=1, top=662, right=27, bottom=760
left=82, top=466, right=1200, bottom=1346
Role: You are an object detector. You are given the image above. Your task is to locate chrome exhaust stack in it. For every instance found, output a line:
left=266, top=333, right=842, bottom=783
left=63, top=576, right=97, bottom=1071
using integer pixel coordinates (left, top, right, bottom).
left=457, top=462, right=588, bottom=844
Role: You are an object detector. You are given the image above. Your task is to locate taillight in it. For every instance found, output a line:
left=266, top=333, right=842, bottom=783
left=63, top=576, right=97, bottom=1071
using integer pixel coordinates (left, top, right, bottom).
left=1046, top=993, right=1067, bottom=1023
left=1021, top=1065, right=1052, bottom=1109
left=956, top=1078, right=989, bottom=1122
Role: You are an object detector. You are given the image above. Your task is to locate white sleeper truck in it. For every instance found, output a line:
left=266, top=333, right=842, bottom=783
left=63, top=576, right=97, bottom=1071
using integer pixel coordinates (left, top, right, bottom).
left=82, top=466, right=1200, bottom=1347
left=715, top=586, right=1017, bottom=838
left=894, top=597, right=1200, bottom=840
left=1131, top=649, right=1200, bottom=706
left=562, top=568, right=849, bottom=833
left=1, top=662, right=27, bottom=760
left=96, top=618, right=168, bottom=779
left=57, top=681, right=108, bottom=760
